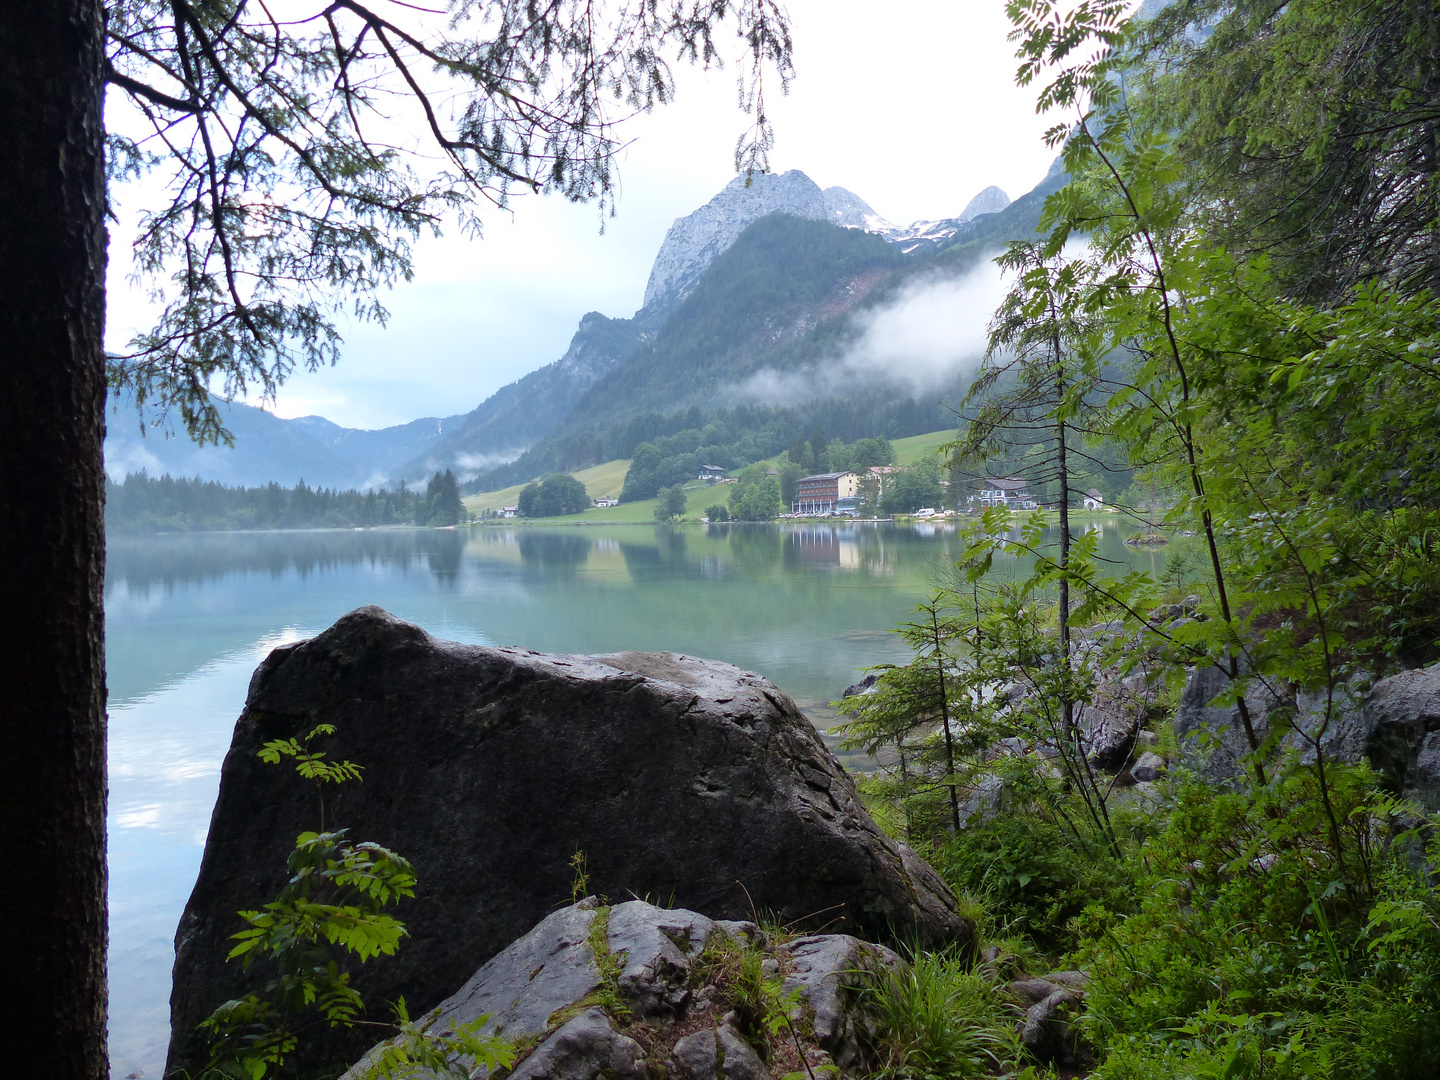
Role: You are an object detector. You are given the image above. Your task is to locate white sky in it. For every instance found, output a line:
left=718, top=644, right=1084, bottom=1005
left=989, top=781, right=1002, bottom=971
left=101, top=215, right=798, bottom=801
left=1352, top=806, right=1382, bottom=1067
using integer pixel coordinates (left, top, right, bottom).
left=105, top=0, right=1068, bottom=430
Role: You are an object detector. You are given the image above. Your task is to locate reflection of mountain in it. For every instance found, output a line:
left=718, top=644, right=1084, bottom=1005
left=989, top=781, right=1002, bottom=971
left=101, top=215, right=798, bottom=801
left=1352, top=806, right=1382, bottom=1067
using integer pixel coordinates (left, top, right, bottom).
left=105, top=529, right=468, bottom=592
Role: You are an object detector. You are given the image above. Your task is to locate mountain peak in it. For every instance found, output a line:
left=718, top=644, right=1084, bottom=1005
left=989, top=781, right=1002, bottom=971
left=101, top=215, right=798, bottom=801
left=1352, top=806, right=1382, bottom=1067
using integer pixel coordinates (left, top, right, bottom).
left=642, top=170, right=836, bottom=314
left=959, top=185, right=1010, bottom=221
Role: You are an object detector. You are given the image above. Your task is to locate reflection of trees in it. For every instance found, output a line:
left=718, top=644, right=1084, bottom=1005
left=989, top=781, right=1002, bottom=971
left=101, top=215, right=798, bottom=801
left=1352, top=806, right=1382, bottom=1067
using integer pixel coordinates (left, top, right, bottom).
left=106, top=530, right=469, bottom=593
left=516, top=532, right=593, bottom=570
left=427, top=532, right=464, bottom=584
left=655, top=525, right=688, bottom=562
left=726, top=523, right=783, bottom=570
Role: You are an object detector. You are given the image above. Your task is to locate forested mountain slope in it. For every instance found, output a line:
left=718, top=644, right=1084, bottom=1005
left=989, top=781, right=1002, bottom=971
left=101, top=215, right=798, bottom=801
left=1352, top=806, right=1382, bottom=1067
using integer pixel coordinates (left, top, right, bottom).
left=464, top=164, right=1065, bottom=492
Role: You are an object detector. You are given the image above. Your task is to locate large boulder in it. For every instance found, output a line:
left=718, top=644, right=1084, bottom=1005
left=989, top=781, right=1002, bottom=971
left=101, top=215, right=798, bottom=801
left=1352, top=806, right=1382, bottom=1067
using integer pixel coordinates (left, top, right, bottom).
left=166, top=607, right=968, bottom=1077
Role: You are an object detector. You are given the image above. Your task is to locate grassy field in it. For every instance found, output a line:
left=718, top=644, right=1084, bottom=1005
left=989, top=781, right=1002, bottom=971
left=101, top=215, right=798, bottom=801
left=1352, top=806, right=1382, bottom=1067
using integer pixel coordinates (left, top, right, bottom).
left=466, top=475, right=728, bottom=524
left=462, top=458, right=631, bottom=515
left=461, top=428, right=959, bottom=524
left=889, top=428, right=956, bottom=465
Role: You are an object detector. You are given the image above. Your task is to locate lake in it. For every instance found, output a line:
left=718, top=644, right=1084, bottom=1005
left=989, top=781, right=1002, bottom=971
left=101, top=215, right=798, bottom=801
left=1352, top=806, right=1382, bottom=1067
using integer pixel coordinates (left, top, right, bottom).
left=105, top=519, right=1165, bottom=1079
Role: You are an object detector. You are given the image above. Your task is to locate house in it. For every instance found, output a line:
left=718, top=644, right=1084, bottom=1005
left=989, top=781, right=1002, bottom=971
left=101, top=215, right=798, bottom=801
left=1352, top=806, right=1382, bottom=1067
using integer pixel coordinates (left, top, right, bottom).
left=867, top=465, right=901, bottom=500
left=500, top=505, right=519, bottom=518
left=592, top=497, right=619, bottom=508
left=698, top=464, right=727, bottom=481
left=968, top=477, right=1039, bottom=512
left=793, top=471, right=860, bottom=515
left=1082, top=488, right=1105, bottom=511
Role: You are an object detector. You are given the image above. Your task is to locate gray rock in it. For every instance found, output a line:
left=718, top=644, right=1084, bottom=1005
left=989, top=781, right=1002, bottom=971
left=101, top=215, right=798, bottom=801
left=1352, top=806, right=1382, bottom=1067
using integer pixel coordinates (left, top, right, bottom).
left=607, top=901, right=714, bottom=1018
left=166, top=607, right=970, bottom=1076
left=1021, top=988, right=1088, bottom=1067
left=1039, top=970, right=1089, bottom=990
left=958, top=774, right=1004, bottom=825
left=343, top=899, right=903, bottom=1080
left=1173, top=663, right=1287, bottom=779
left=422, top=903, right=602, bottom=1042
left=508, top=1008, right=645, bottom=1080
left=841, top=673, right=879, bottom=699
left=1131, top=752, right=1167, bottom=783
left=779, top=935, right=900, bottom=1072
left=1173, top=659, right=1440, bottom=810
left=1080, top=697, right=1140, bottom=772
left=671, top=1020, right=768, bottom=1080
left=1006, top=978, right=1061, bottom=1006
left=1351, top=664, right=1440, bottom=808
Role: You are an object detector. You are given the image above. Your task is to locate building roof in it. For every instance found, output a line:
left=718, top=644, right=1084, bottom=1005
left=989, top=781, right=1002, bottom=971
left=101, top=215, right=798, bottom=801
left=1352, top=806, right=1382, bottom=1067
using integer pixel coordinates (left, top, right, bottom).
left=985, top=477, right=1032, bottom=492
left=699, top=464, right=725, bottom=472
left=1085, top=488, right=1104, bottom=500
left=798, top=472, right=855, bottom=482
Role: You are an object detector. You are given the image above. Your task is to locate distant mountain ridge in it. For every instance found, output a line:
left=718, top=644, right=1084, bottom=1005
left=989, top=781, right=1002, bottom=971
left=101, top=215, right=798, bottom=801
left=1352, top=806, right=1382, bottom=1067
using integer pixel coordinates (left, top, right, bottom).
left=103, top=396, right=464, bottom=490
left=105, top=167, right=1048, bottom=492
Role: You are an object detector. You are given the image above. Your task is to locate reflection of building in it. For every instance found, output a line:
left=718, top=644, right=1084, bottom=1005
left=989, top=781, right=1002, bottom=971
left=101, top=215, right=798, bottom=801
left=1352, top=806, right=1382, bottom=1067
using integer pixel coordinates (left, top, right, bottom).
left=1082, top=488, right=1105, bottom=511
left=789, top=526, right=860, bottom=568
left=969, top=478, right=1039, bottom=511
left=793, top=471, right=860, bottom=515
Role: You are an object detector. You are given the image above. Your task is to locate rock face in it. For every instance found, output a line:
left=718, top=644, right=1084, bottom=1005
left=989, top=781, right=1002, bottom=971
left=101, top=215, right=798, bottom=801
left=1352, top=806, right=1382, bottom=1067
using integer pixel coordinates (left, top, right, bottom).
left=641, top=170, right=1011, bottom=313
left=642, top=171, right=883, bottom=313
left=1173, top=660, right=1440, bottom=810
left=167, top=607, right=969, bottom=1077
left=344, top=898, right=902, bottom=1080
left=1173, top=662, right=1287, bottom=780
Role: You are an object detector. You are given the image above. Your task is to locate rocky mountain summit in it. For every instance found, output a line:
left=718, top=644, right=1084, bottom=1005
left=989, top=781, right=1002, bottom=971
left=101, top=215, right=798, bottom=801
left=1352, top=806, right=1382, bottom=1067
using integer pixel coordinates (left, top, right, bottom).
left=166, top=607, right=969, bottom=1078
left=642, top=170, right=1011, bottom=313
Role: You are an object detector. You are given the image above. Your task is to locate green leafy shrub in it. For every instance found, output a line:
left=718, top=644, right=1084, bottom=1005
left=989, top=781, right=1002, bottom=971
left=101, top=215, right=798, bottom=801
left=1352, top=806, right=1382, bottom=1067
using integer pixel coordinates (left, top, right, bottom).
left=197, top=725, right=512, bottom=1080
left=1078, top=768, right=1440, bottom=1080
left=929, top=811, right=1136, bottom=957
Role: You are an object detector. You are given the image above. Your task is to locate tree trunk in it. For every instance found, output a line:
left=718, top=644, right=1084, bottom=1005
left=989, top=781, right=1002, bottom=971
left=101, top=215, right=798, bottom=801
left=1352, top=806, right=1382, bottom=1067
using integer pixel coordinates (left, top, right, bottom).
left=0, top=3, right=110, bottom=1078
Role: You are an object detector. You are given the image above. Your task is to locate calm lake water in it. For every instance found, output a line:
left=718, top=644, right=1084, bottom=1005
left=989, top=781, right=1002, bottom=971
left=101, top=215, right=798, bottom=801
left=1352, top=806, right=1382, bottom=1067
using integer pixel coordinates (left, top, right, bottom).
left=105, top=519, right=1164, bottom=1079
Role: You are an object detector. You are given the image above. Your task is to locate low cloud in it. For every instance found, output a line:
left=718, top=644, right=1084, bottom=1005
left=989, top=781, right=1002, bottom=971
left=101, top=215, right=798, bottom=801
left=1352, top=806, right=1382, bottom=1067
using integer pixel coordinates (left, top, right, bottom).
left=451, top=449, right=526, bottom=481
left=731, top=255, right=1011, bottom=405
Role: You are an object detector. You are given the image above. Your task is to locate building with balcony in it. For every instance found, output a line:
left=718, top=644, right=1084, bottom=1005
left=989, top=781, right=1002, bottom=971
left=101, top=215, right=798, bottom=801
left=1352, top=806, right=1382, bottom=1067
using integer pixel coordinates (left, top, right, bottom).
left=969, top=477, right=1039, bottom=511
left=793, top=471, right=860, bottom=515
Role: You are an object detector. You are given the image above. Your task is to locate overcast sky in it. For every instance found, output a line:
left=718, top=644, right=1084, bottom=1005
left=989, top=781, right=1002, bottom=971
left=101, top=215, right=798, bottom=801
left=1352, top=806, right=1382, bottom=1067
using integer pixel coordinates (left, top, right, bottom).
left=106, top=1, right=1070, bottom=430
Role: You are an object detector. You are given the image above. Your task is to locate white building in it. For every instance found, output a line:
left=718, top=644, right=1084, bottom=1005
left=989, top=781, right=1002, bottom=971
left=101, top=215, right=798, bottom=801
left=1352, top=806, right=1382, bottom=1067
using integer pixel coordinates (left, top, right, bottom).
left=969, top=477, right=1039, bottom=511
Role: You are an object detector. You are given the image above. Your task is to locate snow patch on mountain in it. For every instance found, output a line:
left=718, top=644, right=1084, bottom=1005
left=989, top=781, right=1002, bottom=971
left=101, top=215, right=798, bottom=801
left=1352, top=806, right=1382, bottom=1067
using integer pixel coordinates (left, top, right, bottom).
left=641, top=171, right=1011, bottom=312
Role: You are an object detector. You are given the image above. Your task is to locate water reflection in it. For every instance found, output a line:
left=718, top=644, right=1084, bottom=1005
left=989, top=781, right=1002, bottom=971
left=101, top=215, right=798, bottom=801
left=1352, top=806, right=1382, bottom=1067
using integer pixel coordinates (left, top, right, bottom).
left=517, top=531, right=593, bottom=570
left=107, top=529, right=470, bottom=594
left=103, top=517, right=1164, bottom=1080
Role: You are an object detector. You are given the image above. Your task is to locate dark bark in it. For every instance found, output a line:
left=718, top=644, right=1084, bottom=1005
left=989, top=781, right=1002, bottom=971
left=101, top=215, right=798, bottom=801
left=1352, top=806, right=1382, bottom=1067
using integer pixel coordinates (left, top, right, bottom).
left=0, top=3, right=110, bottom=1079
